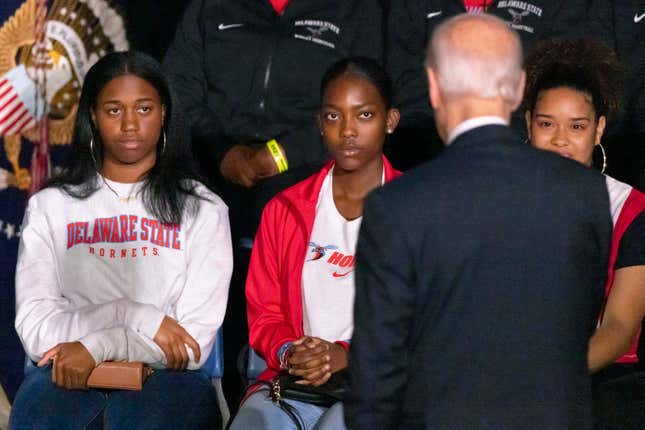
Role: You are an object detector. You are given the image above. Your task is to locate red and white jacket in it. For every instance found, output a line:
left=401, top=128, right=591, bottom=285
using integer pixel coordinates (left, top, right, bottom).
left=246, top=156, right=401, bottom=381
left=603, top=176, right=645, bottom=363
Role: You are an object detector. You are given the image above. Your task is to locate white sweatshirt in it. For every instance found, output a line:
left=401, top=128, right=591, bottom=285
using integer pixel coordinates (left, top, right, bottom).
left=15, top=177, right=232, bottom=369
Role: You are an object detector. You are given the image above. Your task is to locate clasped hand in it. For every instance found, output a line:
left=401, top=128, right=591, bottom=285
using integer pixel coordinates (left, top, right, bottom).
left=285, top=336, right=348, bottom=387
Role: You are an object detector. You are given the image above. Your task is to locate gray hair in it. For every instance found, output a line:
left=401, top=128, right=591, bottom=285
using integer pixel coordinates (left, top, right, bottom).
left=425, top=14, right=523, bottom=105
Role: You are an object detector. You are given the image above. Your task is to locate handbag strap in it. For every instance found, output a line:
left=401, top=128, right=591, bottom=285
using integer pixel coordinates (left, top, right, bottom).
left=255, top=380, right=305, bottom=430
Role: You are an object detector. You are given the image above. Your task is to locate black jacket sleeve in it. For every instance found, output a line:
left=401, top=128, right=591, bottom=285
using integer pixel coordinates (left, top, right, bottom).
left=345, top=191, right=416, bottom=430
left=162, top=0, right=232, bottom=171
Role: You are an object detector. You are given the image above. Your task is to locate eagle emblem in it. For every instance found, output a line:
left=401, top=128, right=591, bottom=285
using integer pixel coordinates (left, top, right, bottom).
left=307, top=26, right=329, bottom=38
left=507, top=8, right=530, bottom=25
left=0, top=0, right=128, bottom=191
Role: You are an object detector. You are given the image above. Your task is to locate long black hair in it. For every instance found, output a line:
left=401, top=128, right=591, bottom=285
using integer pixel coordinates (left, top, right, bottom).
left=46, top=51, right=202, bottom=224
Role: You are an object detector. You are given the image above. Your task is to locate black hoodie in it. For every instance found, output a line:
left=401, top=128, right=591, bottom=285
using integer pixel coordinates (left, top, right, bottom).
left=588, top=0, right=645, bottom=187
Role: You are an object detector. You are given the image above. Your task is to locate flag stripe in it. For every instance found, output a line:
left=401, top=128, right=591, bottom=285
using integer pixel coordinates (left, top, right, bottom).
left=0, top=85, right=13, bottom=102
left=13, top=114, right=35, bottom=134
left=0, top=105, right=28, bottom=135
left=0, top=94, right=19, bottom=114
left=0, top=98, right=23, bottom=123
left=4, top=109, right=30, bottom=135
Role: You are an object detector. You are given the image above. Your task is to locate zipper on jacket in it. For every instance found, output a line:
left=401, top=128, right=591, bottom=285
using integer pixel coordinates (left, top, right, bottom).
left=258, top=10, right=284, bottom=114
left=259, top=54, right=273, bottom=111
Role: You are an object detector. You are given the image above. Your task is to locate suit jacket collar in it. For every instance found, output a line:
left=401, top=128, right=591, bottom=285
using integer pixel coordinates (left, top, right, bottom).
left=449, top=124, right=517, bottom=149
left=447, top=116, right=508, bottom=144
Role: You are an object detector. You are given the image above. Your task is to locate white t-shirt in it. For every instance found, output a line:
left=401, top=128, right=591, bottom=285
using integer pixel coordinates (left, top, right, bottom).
left=15, top=176, right=233, bottom=369
left=606, top=175, right=632, bottom=225
left=301, top=169, right=362, bottom=342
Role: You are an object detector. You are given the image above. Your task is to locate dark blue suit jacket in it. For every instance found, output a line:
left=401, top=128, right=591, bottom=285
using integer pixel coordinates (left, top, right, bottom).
left=346, top=124, right=611, bottom=430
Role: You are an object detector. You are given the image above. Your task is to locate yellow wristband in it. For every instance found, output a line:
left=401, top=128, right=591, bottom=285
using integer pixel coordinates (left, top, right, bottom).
left=266, top=139, right=289, bottom=173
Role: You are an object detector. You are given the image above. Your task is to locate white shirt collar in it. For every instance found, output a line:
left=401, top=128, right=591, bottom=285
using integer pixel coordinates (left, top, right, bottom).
left=446, top=116, right=508, bottom=145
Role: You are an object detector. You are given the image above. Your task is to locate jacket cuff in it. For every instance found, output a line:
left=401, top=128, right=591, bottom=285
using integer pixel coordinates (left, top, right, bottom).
left=78, top=328, right=123, bottom=364
left=278, top=129, right=326, bottom=170
left=335, top=340, right=351, bottom=352
left=278, top=341, right=294, bottom=369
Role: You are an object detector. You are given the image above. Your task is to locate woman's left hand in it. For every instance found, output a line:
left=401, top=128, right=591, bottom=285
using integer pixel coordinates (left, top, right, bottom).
left=38, top=342, right=96, bottom=390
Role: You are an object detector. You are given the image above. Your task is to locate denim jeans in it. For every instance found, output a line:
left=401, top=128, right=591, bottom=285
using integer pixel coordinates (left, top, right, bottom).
left=9, top=365, right=220, bottom=430
left=229, top=388, right=346, bottom=430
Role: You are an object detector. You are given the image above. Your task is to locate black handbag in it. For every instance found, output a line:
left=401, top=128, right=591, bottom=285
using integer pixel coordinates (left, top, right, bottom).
left=256, top=370, right=347, bottom=430
left=272, top=370, right=346, bottom=407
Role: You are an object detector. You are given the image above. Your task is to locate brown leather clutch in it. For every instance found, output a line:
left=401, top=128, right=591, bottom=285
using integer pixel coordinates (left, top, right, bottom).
left=86, top=362, right=153, bottom=391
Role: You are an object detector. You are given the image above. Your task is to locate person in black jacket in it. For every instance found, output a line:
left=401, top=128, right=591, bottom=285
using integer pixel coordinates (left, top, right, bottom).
left=162, top=0, right=383, bottom=407
left=345, top=14, right=611, bottom=429
left=385, top=0, right=588, bottom=170
left=586, top=0, right=645, bottom=189
left=522, top=37, right=645, bottom=430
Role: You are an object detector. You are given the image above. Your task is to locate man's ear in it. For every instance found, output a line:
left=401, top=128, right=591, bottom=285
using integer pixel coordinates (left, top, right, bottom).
left=510, top=71, right=526, bottom=112
left=427, top=68, right=441, bottom=110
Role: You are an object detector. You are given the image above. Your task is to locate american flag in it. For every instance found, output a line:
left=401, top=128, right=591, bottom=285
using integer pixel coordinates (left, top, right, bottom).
left=0, top=72, right=38, bottom=137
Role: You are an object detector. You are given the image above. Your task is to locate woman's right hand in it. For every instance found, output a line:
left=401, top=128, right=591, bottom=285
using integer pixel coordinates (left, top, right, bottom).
left=153, top=316, right=201, bottom=370
left=38, top=342, right=96, bottom=390
left=287, top=336, right=348, bottom=386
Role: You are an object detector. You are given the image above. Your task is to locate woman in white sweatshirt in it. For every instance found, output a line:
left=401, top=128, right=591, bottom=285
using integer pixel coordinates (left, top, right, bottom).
left=10, top=51, right=232, bottom=430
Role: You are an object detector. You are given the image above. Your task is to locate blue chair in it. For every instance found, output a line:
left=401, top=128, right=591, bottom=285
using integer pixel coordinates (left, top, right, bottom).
left=202, top=329, right=229, bottom=427
left=246, top=346, right=267, bottom=384
left=23, top=329, right=229, bottom=428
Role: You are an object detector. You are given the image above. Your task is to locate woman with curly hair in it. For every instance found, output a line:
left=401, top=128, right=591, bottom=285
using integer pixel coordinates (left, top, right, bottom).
left=524, top=39, right=645, bottom=429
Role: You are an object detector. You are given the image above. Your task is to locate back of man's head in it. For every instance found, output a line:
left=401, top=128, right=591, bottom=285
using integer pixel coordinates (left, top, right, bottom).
left=425, top=14, right=524, bottom=108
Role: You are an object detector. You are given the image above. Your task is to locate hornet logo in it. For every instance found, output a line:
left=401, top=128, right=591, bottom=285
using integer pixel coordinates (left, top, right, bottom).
left=307, top=242, right=338, bottom=261
left=508, top=8, right=530, bottom=25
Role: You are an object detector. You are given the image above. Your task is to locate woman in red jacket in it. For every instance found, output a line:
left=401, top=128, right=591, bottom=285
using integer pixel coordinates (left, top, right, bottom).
left=524, top=39, right=645, bottom=429
left=230, top=57, right=401, bottom=429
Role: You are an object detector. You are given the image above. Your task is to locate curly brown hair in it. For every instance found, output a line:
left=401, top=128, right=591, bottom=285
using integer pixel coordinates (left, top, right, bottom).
left=523, top=39, right=624, bottom=121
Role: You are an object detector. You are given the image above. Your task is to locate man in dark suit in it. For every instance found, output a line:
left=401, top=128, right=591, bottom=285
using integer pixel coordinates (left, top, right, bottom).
left=345, top=14, right=612, bottom=430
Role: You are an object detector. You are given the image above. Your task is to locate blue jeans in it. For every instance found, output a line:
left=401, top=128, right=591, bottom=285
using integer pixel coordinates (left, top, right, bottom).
left=229, top=388, right=346, bottom=430
left=9, top=365, right=220, bottom=430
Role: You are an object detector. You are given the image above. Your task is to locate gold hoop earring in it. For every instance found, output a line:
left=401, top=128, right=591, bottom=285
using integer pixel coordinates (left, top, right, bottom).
left=596, top=143, right=607, bottom=174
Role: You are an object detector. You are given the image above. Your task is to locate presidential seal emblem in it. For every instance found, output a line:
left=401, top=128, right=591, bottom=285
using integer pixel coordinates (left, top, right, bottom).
left=0, top=0, right=128, bottom=191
